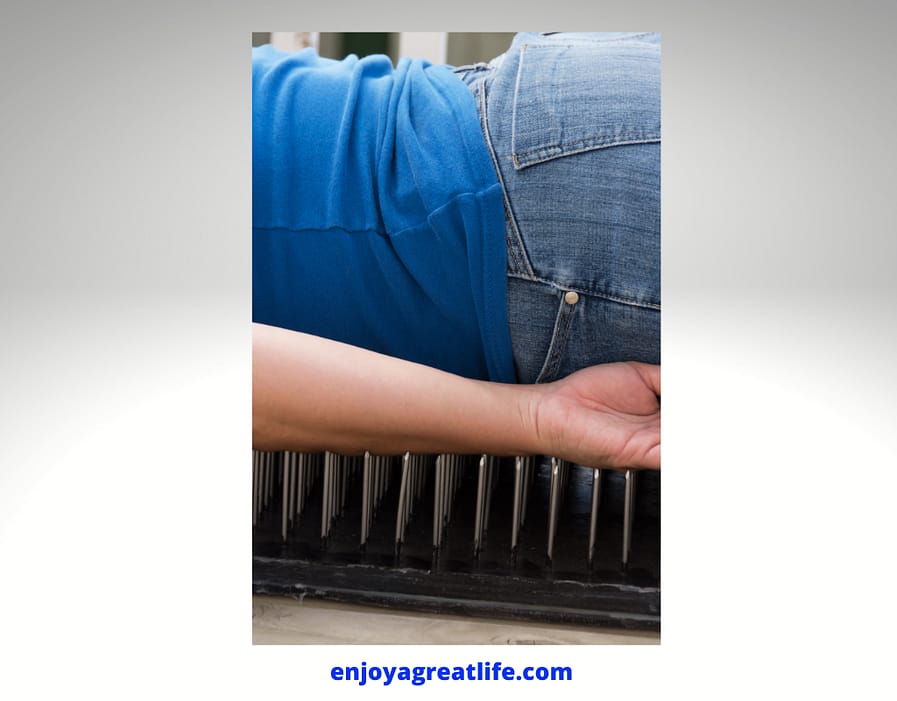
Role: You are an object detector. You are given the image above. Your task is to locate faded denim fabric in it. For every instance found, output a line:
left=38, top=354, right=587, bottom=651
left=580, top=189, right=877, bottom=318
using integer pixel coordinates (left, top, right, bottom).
left=455, top=32, right=660, bottom=383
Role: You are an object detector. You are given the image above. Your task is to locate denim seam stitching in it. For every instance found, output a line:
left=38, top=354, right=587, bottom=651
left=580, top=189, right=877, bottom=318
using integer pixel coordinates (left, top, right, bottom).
left=547, top=303, right=575, bottom=380
left=513, top=135, right=661, bottom=170
left=535, top=296, right=576, bottom=383
left=508, top=271, right=661, bottom=310
left=478, top=76, right=535, bottom=278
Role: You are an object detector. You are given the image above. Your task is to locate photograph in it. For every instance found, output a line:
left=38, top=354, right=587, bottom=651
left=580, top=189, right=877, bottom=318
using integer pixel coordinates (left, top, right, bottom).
left=249, top=32, right=661, bottom=645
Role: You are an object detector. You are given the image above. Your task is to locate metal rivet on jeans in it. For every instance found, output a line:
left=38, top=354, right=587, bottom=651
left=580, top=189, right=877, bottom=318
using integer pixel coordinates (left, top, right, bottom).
left=564, top=290, right=579, bottom=305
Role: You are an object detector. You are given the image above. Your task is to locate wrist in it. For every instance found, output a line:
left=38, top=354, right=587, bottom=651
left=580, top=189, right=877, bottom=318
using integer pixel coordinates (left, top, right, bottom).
left=501, top=381, right=551, bottom=458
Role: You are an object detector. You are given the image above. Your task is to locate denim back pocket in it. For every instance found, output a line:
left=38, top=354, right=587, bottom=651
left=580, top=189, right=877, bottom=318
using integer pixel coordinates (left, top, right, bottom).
left=511, top=38, right=660, bottom=171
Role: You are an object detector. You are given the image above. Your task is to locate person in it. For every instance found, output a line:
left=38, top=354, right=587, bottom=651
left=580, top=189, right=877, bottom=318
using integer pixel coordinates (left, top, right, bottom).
left=252, top=32, right=660, bottom=469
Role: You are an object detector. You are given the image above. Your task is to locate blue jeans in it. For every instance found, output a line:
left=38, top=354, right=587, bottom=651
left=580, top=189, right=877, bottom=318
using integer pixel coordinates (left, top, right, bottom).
left=454, top=33, right=660, bottom=383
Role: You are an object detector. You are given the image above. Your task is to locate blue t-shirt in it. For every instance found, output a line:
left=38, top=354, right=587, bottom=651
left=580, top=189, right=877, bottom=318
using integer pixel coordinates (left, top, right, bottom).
left=252, top=46, right=515, bottom=382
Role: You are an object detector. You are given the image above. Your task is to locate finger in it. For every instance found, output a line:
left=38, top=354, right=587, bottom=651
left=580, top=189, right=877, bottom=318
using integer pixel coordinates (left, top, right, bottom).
left=629, top=362, right=660, bottom=397
left=642, top=442, right=660, bottom=470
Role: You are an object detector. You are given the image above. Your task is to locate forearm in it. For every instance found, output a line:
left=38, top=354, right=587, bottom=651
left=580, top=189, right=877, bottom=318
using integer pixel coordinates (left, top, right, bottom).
left=252, top=323, right=544, bottom=457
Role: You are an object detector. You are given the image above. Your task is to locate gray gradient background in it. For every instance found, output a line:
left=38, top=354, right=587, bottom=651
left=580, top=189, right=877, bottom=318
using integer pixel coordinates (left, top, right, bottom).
left=1, top=2, right=895, bottom=698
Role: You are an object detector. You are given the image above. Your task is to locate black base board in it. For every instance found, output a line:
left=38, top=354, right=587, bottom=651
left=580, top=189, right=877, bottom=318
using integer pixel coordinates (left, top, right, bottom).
left=253, top=556, right=660, bottom=631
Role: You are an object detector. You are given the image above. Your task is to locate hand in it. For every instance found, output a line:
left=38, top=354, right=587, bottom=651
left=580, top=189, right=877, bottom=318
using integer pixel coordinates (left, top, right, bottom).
left=533, top=362, right=660, bottom=470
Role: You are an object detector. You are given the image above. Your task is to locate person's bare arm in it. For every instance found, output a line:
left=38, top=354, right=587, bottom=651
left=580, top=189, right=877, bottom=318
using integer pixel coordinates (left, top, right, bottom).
left=252, top=323, right=660, bottom=469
